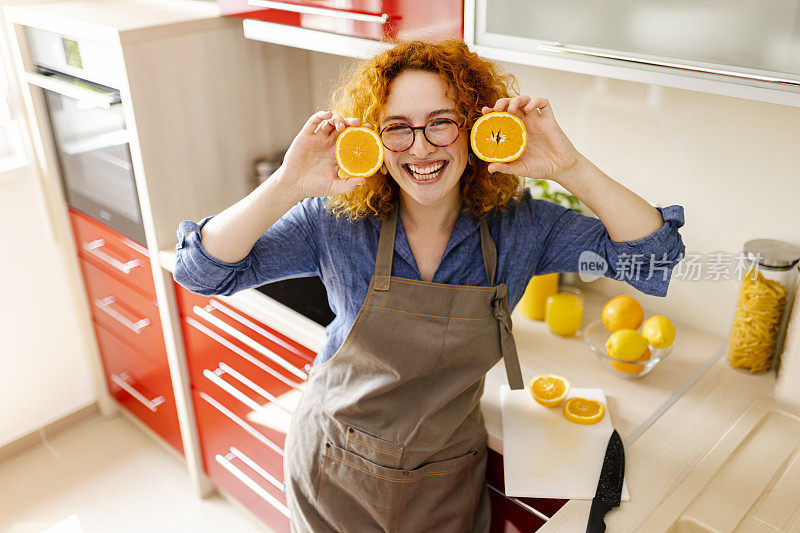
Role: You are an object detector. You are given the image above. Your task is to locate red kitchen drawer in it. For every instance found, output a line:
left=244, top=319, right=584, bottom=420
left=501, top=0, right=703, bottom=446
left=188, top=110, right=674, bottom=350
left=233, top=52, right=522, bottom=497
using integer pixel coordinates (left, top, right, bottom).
left=69, top=209, right=155, bottom=299
left=486, top=448, right=567, bottom=531
left=78, top=257, right=167, bottom=368
left=192, top=387, right=290, bottom=531
left=219, top=0, right=463, bottom=42
left=181, top=313, right=303, bottom=417
left=95, top=320, right=183, bottom=454
left=175, top=283, right=315, bottom=375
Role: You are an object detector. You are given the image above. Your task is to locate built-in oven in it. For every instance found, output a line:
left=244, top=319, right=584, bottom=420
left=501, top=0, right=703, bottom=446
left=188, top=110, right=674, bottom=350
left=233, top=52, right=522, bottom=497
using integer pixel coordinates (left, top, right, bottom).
left=25, top=29, right=146, bottom=246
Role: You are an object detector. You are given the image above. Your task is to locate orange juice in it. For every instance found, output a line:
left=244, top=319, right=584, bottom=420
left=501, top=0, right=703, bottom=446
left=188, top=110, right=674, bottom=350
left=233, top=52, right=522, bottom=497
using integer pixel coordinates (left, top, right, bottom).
left=545, top=287, right=584, bottom=337
left=519, top=273, right=560, bottom=320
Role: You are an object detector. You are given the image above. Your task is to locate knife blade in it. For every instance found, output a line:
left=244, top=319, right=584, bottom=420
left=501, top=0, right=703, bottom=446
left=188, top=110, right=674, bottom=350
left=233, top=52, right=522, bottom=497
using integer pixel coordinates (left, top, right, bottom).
left=586, top=429, right=625, bottom=533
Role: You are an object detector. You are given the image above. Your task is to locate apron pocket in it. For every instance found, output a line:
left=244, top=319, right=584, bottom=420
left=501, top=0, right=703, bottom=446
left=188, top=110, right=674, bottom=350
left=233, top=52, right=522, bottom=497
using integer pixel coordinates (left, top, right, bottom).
left=316, top=442, right=479, bottom=532
left=345, top=426, right=404, bottom=469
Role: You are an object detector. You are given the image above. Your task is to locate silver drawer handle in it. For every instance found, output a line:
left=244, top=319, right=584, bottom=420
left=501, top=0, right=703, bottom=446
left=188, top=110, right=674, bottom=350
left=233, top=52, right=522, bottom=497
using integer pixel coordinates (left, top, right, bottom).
left=95, top=296, right=151, bottom=333
left=83, top=239, right=142, bottom=274
left=186, top=316, right=302, bottom=391
left=485, top=481, right=550, bottom=522
left=207, top=363, right=294, bottom=415
left=194, top=305, right=308, bottom=380
left=111, top=372, right=165, bottom=412
left=216, top=451, right=290, bottom=518
left=247, top=0, right=389, bottom=24
left=208, top=299, right=313, bottom=366
left=229, top=446, right=285, bottom=493
left=537, top=43, right=800, bottom=87
left=199, top=391, right=285, bottom=457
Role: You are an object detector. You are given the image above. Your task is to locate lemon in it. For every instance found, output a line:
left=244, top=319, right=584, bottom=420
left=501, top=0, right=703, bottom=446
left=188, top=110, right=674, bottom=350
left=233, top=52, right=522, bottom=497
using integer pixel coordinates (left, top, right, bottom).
left=528, top=374, right=570, bottom=407
left=602, top=295, right=644, bottom=332
left=642, top=315, right=675, bottom=349
left=610, top=347, right=651, bottom=374
left=606, top=329, right=650, bottom=361
left=563, top=397, right=605, bottom=425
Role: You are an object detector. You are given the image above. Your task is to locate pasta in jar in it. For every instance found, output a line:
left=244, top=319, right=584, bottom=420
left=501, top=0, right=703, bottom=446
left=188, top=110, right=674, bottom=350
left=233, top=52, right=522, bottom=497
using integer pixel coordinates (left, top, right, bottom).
left=726, top=266, right=788, bottom=373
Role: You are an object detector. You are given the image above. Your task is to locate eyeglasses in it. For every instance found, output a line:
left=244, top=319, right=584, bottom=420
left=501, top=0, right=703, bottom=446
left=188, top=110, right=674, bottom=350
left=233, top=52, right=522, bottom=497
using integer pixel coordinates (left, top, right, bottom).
left=379, top=117, right=460, bottom=152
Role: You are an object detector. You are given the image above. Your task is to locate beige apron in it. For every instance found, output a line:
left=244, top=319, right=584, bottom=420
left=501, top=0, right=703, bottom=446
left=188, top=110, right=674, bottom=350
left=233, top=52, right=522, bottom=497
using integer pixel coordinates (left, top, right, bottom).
left=284, top=199, right=524, bottom=533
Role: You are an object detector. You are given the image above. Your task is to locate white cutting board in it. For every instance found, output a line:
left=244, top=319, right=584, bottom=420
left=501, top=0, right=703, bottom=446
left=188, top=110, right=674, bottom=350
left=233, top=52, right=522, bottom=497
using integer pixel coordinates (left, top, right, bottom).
left=500, top=386, right=630, bottom=501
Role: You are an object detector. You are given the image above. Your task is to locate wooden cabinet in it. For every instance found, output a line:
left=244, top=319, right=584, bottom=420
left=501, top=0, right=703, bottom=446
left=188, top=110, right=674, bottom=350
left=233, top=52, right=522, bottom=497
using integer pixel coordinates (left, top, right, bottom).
left=175, top=282, right=316, bottom=532
left=69, top=209, right=183, bottom=454
left=486, top=447, right=568, bottom=531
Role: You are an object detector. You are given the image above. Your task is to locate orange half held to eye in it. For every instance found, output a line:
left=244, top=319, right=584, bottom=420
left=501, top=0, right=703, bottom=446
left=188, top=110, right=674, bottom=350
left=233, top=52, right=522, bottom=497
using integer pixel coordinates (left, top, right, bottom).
left=335, top=126, right=384, bottom=178
left=470, top=111, right=527, bottom=163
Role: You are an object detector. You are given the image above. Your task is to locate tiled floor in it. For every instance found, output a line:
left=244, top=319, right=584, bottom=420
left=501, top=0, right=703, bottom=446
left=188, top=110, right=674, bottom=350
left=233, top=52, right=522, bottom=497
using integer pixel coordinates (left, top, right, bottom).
left=0, top=413, right=268, bottom=532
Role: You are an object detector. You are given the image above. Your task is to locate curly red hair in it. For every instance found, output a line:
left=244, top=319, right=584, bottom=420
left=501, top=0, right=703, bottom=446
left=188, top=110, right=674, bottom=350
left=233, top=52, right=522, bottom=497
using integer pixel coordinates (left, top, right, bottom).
left=324, top=39, right=525, bottom=221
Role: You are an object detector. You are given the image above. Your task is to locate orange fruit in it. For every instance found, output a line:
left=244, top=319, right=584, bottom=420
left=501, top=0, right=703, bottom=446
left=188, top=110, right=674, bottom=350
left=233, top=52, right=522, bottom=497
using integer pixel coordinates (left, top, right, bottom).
left=601, top=295, right=644, bottom=332
left=335, top=126, right=384, bottom=178
left=563, top=397, right=605, bottom=425
left=528, top=374, right=570, bottom=407
left=610, top=347, right=651, bottom=374
left=470, top=111, right=527, bottom=163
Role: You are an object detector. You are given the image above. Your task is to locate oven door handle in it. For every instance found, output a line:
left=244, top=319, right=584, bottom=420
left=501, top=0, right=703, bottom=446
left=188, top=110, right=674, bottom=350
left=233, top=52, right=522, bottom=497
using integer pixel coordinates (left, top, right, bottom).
left=25, top=72, right=119, bottom=109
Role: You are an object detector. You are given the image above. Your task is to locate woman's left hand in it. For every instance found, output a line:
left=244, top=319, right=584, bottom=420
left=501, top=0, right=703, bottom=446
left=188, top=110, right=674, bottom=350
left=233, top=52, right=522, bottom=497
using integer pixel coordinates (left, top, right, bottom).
left=481, top=96, right=581, bottom=181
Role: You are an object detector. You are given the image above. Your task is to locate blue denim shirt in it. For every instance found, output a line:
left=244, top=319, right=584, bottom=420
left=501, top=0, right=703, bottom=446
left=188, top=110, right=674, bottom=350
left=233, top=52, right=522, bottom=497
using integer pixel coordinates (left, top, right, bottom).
left=174, top=188, right=685, bottom=366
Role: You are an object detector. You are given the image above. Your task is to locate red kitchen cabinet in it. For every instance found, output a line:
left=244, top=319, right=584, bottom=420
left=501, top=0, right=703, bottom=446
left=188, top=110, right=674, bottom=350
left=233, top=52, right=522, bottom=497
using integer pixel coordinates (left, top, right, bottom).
left=486, top=448, right=568, bottom=531
left=218, top=0, right=463, bottom=42
left=69, top=210, right=182, bottom=454
left=69, top=209, right=156, bottom=299
left=94, top=320, right=183, bottom=453
left=175, top=281, right=319, bottom=531
left=78, top=257, right=167, bottom=368
left=192, top=387, right=291, bottom=532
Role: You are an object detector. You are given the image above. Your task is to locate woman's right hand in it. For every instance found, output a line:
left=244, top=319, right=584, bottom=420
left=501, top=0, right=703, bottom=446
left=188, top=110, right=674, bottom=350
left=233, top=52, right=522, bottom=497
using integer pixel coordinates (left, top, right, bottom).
left=274, top=110, right=371, bottom=200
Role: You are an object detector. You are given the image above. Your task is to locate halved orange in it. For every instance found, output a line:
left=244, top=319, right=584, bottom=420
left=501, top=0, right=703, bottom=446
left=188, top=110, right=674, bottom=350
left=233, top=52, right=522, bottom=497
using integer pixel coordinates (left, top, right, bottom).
left=563, top=397, right=605, bottom=425
left=335, top=126, right=384, bottom=178
left=470, top=111, right=527, bottom=163
left=528, top=374, right=570, bottom=407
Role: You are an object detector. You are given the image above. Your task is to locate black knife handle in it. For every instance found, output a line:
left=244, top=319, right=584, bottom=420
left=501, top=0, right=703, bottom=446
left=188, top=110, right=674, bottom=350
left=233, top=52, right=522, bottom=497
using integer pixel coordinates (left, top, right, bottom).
left=586, top=499, right=611, bottom=533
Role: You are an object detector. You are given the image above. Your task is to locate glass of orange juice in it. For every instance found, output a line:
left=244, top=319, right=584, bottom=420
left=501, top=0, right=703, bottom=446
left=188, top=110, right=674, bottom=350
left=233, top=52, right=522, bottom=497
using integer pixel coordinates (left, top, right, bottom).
left=545, top=286, right=584, bottom=337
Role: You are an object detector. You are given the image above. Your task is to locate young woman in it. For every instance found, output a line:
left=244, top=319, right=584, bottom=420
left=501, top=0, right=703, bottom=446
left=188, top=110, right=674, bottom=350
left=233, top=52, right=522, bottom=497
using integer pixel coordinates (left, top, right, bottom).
left=174, top=40, right=685, bottom=532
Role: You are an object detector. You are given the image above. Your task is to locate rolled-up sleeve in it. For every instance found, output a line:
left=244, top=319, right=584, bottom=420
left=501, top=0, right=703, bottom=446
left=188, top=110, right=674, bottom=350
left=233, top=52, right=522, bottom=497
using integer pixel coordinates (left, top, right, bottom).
left=529, top=191, right=685, bottom=297
left=173, top=197, right=320, bottom=296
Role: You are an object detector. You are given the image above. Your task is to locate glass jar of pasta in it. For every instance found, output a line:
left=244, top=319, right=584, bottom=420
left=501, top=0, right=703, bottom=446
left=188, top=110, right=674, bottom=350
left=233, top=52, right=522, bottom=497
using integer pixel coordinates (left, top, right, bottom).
left=726, top=239, right=800, bottom=374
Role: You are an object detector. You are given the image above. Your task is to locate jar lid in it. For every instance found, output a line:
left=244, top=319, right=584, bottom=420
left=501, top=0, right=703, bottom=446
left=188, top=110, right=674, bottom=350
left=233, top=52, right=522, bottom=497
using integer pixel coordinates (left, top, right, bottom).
left=744, top=239, right=800, bottom=269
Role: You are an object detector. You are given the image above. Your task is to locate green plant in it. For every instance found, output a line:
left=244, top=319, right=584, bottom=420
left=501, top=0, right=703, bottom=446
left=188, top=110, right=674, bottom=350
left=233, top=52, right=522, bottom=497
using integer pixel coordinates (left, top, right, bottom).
left=525, top=178, right=583, bottom=214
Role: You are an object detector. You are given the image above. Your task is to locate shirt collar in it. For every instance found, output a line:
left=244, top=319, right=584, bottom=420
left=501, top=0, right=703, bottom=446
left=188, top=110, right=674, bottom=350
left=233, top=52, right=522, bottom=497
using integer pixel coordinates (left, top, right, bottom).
left=393, top=203, right=482, bottom=281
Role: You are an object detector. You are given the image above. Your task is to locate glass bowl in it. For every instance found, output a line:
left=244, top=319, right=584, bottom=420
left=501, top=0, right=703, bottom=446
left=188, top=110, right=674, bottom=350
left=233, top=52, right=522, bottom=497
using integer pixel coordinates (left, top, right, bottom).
left=583, top=320, right=673, bottom=378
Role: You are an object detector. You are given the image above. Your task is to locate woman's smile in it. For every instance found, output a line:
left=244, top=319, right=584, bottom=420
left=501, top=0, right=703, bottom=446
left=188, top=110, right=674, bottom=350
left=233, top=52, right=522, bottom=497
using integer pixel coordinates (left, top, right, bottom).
left=403, top=160, right=449, bottom=184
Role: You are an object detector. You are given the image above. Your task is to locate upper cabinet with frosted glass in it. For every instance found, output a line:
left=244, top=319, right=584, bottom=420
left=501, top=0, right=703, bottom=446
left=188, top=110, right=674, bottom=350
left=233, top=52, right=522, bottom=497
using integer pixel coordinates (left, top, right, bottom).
left=465, top=0, right=800, bottom=107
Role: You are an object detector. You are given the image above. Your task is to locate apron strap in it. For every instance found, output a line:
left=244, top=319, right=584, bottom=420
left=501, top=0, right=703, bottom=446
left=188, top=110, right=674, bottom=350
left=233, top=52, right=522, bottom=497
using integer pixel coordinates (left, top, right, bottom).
left=479, top=219, right=497, bottom=286
left=482, top=219, right=524, bottom=390
left=493, top=283, right=525, bottom=390
left=373, top=201, right=399, bottom=291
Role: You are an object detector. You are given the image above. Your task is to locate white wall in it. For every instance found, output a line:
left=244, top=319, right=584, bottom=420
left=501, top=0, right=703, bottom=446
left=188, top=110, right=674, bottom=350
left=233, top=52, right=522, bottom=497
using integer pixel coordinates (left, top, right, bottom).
left=306, top=50, right=800, bottom=339
left=0, top=169, right=95, bottom=446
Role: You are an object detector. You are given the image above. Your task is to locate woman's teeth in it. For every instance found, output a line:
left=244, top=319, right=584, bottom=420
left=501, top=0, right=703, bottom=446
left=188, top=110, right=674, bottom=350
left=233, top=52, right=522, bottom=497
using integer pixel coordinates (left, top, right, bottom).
left=406, top=161, right=446, bottom=181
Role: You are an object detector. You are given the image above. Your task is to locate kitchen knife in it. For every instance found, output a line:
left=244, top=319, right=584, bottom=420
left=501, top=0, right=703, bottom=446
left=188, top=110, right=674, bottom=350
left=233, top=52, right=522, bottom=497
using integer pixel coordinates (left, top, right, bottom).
left=586, top=429, right=625, bottom=533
